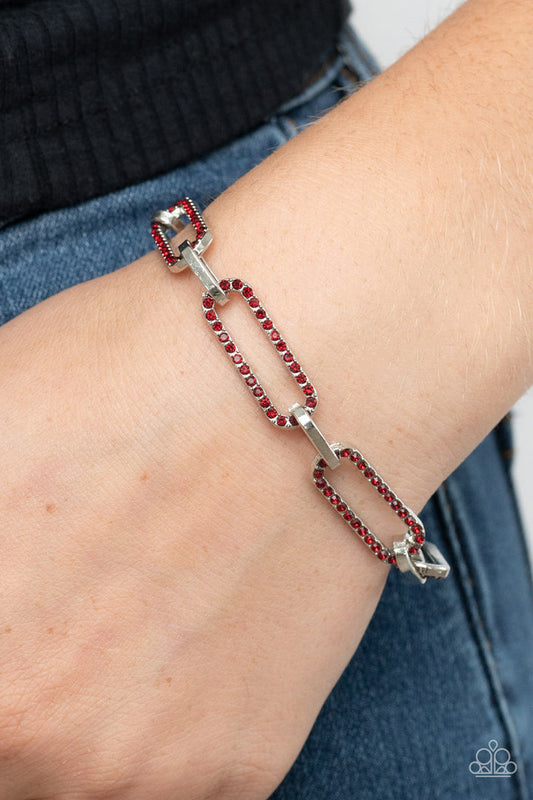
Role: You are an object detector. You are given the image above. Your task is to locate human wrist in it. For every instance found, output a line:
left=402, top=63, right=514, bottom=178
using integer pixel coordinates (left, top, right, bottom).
left=150, top=193, right=455, bottom=589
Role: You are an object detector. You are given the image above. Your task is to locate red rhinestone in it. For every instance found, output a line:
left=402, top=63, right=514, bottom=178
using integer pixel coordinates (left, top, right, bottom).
left=411, top=525, right=422, bottom=535
left=240, top=364, right=250, bottom=375
left=350, top=453, right=360, bottom=463
left=266, top=407, right=277, bottom=419
left=242, top=285, right=253, bottom=299
left=378, top=551, right=387, bottom=561
left=276, top=341, right=287, bottom=352
left=219, top=332, right=229, bottom=343
left=337, top=504, right=347, bottom=513
left=340, top=448, right=351, bottom=458
left=245, top=378, right=255, bottom=389
left=391, top=500, right=401, bottom=510
left=313, top=468, right=324, bottom=479
left=232, top=279, right=243, bottom=290
left=364, top=534, right=374, bottom=545
left=296, top=373, right=307, bottom=384
left=232, top=353, right=243, bottom=365
left=219, top=279, right=230, bottom=291
left=406, top=517, right=415, bottom=527
left=415, top=534, right=425, bottom=544
left=343, top=511, right=354, bottom=521
left=364, top=469, right=374, bottom=479
left=350, top=519, right=361, bottom=529
left=303, top=384, right=314, bottom=396
left=323, top=486, right=333, bottom=498
left=225, top=342, right=236, bottom=353
left=357, top=461, right=367, bottom=471
left=330, top=494, right=339, bottom=506
left=398, top=508, right=408, bottom=519
left=213, top=320, right=223, bottom=332
left=385, top=493, right=394, bottom=503
left=371, top=543, right=381, bottom=553
left=315, top=478, right=326, bottom=489
left=358, top=526, right=368, bottom=537
left=249, top=297, right=259, bottom=308
left=203, top=296, right=214, bottom=309
left=290, top=362, right=300, bottom=373
left=289, top=415, right=297, bottom=426
left=317, top=459, right=326, bottom=469
left=378, top=485, right=387, bottom=495
left=409, top=546, right=419, bottom=555
left=259, top=396, right=270, bottom=408
left=205, top=310, right=216, bottom=321
left=271, top=330, right=281, bottom=342
left=389, top=555, right=397, bottom=565
left=371, top=477, right=380, bottom=486
left=253, top=386, right=263, bottom=397
left=256, top=309, right=266, bottom=320
left=306, top=397, right=317, bottom=409
left=283, top=352, right=293, bottom=362
left=262, top=319, right=273, bottom=330
left=277, top=416, right=287, bottom=426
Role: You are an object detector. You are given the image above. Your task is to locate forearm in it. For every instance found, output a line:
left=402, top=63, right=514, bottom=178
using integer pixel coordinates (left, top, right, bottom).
left=181, top=0, right=533, bottom=514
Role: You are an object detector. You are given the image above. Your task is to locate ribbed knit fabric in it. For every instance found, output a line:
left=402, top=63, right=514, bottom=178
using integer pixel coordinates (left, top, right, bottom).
left=0, top=0, right=350, bottom=227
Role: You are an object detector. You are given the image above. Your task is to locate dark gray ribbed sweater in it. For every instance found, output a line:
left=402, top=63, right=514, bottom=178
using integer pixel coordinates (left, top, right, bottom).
left=0, top=0, right=350, bottom=227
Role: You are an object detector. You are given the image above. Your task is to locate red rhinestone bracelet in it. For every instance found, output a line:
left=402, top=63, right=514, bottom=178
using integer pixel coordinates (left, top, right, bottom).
left=151, top=198, right=450, bottom=584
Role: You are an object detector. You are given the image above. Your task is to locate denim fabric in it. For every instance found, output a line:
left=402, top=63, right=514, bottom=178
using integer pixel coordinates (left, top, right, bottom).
left=1, top=26, right=532, bottom=800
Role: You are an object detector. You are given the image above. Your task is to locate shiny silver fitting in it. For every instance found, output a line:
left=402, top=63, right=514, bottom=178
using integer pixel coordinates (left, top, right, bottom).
left=178, top=242, right=228, bottom=304
left=289, top=404, right=340, bottom=469
left=152, top=198, right=228, bottom=304
left=392, top=539, right=450, bottom=584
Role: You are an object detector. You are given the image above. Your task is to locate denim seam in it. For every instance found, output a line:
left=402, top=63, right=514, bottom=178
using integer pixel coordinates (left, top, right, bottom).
left=435, top=479, right=528, bottom=800
left=272, top=65, right=364, bottom=144
left=272, top=114, right=299, bottom=142
left=272, top=24, right=381, bottom=142
left=276, top=47, right=345, bottom=116
left=337, top=24, right=382, bottom=79
left=495, top=418, right=533, bottom=598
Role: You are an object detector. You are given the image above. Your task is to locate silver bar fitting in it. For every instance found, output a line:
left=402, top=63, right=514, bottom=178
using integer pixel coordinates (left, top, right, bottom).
left=392, top=539, right=451, bottom=584
left=290, top=403, right=340, bottom=470
left=178, top=243, right=228, bottom=305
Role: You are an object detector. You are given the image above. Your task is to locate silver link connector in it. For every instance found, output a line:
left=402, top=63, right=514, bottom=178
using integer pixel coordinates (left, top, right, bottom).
left=290, top=403, right=340, bottom=470
left=178, top=243, right=228, bottom=305
left=392, top=539, right=451, bottom=584
left=152, top=198, right=228, bottom=304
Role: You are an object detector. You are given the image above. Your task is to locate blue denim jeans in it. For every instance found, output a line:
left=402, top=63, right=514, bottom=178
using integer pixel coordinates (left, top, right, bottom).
left=1, top=26, right=532, bottom=800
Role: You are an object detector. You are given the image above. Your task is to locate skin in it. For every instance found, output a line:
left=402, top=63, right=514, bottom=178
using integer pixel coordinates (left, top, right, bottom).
left=1, top=0, right=532, bottom=796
